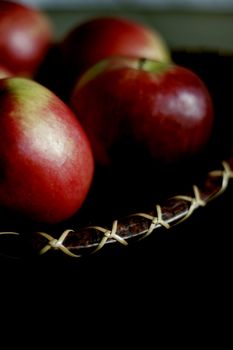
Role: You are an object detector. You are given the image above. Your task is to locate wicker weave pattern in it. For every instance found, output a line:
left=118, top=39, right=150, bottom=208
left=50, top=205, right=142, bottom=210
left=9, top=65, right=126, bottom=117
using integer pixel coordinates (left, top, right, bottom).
left=33, top=160, right=233, bottom=258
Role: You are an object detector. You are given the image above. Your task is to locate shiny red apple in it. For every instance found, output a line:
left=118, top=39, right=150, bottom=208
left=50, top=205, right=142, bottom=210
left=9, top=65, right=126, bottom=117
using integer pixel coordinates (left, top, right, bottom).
left=0, top=77, right=94, bottom=224
left=70, top=56, right=214, bottom=166
left=0, top=0, right=53, bottom=77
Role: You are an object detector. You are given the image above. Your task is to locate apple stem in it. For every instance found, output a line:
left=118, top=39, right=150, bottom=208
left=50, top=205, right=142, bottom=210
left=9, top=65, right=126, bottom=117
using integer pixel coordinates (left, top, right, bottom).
left=138, top=58, right=147, bottom=69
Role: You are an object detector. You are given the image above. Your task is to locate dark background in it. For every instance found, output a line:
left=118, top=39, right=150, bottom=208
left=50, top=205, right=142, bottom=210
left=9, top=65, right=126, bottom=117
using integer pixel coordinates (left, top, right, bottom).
left=0, top=8, right=232, bottom=340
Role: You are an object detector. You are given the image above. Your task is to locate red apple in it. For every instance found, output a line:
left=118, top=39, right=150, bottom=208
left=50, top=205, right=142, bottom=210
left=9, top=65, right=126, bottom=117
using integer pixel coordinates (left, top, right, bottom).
left=70, top=56, right=214, bottom=166
left=55, top=16, right=171, bottom=100
left=60, top=16, right=171, bottom=72
left=0, top=0, right=53, bottom=77
left=0, top=77, right=94, bottom=224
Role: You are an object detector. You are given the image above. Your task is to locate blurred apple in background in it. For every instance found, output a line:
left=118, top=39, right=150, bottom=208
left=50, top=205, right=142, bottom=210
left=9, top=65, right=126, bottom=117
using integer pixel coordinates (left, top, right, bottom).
left=71, top=56, right=214, bottom=166
left=36, top=16, right=171, bottom=101
left=60, top=16, right=171, bottom=76
left=0, top=77, right=94, bottom=224
left=0, top=0, right=53, bottom=77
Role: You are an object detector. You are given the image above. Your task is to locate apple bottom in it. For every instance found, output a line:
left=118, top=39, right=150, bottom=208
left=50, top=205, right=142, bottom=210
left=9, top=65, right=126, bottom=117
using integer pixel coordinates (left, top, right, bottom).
left=0, top=155, right=92, bottom=224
